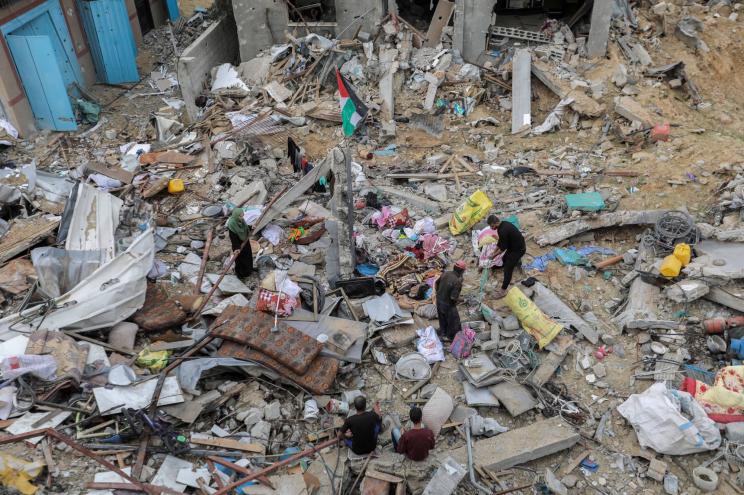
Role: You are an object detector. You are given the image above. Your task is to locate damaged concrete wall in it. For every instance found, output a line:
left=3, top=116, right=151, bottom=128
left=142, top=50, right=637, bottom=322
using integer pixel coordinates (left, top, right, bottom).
left=454, top=0, right=495, bottom=62
left=177, top=16, right=239, bottom=120
left=335, top=0, right=385, bottom=39
left=232, top=0, right=288, bottom=62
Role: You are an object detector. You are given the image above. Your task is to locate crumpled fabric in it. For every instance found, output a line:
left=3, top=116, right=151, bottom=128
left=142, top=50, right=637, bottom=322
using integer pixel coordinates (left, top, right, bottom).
left=421, top=234, right=450, bottom=259
left=523, top=246, right=616, bottom=272
left=681, top=366, right=744, bottom=423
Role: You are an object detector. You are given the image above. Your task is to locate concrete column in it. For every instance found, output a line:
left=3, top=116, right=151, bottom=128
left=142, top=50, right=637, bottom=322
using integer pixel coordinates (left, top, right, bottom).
left=511, top=48, right=531, bottom=134
left=454, top=0, right=495, bottom=61
left=232, top=0, right=287, bottom=62
left=587, top=0, right=613, bottom=58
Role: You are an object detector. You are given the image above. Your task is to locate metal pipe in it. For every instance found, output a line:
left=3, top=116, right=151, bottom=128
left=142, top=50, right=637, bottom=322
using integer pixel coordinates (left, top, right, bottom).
left=212, top=438, right=341, bottom=495
left=465, top=418, right=492, bottom=495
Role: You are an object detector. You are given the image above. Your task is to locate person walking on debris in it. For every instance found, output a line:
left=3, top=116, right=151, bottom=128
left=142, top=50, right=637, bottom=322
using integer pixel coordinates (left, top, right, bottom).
left=487, top=215, right=526, bottom=299
left=435, top=260, right=466, bottom=342
left=226, top=207, right=254, bottom=279
left=338, top=397, right=382, bottom=455
left=392, top=406, right=435, bottom=461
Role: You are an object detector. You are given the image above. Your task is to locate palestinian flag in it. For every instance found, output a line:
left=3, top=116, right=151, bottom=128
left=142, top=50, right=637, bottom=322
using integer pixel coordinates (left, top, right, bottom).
left=336, top=68, right=368, bottom=137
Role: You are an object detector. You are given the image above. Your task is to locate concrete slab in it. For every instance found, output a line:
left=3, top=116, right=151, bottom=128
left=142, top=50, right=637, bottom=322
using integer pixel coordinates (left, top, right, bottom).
left=511, top=49, right=531, bottom=134
left=450, top=416, right=580, bottom=471
left=587, top=0, right=613, bottom=57
left=490, top=381, right=537, bottom=416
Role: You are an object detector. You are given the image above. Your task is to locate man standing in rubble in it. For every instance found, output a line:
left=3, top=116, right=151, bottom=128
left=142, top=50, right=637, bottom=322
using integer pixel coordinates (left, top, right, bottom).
left=435, top=260, right=466, bottom=341
left=487, top=215, right=526, bottom=299
left=338, top=397, right=382, bottom=456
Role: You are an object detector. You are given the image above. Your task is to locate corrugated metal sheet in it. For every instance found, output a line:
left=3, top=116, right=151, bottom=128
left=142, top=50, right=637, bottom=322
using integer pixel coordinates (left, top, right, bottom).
left=78, top=0, right=138, bottom=84
left=64, top=182, right=123, bottom=263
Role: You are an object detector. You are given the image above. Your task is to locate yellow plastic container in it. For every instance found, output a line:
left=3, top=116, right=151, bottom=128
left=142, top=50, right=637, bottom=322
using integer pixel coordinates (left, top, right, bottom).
left=168, top=178, right=185, bottom=194
left=660, top=254, right=682, bottom=278
left=673, top=243, right=692, bottom=266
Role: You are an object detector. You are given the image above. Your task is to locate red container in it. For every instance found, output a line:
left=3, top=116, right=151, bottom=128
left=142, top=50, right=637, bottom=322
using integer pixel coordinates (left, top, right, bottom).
left=704, top=317, right=727, bottom=334
left=651, top=123, right=670, bottom=142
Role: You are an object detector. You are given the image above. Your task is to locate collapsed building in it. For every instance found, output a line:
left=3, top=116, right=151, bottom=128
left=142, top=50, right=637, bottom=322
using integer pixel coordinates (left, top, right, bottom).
left=1, top=0, right=744, bottom=493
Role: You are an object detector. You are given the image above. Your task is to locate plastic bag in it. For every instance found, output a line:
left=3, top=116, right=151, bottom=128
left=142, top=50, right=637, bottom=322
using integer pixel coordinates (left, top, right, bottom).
left=416, top=326, right=445, bottom=363
left=450, top=327, right=476, bottom=359
left=449, top=190, right=493, bottom=235
left=414, top=217, right=436, bottom=234
left=0, top=452, right=45, bottom=495
left=0, top=355, right=56, bottom=381
left=136, top=350, right=170, bottom=372
left=503, top=287, right=563, bottom=349
left=617, top=382, right=721, bottom=455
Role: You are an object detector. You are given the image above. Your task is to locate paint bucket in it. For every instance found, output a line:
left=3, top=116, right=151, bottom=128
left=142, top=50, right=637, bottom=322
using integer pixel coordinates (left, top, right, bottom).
left=703, top=317, right=727, bottom=334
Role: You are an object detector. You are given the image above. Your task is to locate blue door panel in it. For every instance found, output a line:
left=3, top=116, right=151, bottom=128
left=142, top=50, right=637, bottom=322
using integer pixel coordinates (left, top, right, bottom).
left=79, top=0, right=139, bottom=83
left=165, top=0, right=180, bottom=22
left=12, top=12, right=77, bottom=90
left=6, top=35, right=77, bottom=131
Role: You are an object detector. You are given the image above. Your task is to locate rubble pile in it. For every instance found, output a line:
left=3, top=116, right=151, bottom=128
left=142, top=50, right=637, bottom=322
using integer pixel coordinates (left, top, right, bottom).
left=3, top=0, right=744, bottom=494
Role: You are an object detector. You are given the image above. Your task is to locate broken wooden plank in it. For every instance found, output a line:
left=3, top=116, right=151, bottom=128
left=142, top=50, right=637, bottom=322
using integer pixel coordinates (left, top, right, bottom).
left=450, top=416, right=580, bottom=471
left=86, top=161, right=135, bottom=184
left=190, top=434, right=265, bottom=454
left=0, top=214, right=60, bottom=265
left=558, top=449, right=591, bottom=477
left=424, top=0, right=455, bottom=47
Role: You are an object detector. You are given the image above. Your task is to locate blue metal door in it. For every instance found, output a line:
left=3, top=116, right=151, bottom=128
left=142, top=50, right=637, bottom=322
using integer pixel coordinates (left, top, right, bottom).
left=6, top=35, right=77, bottom=131
left=165, top=0, right=180, bottom=22
left=78, top=0, right=139, bottom=84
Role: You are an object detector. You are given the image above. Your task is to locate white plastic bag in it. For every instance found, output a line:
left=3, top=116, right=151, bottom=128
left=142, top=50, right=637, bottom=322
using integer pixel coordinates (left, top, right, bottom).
left=617, top=382, right=721, bottom=455
left=414, top=217, right=436, bottom=235
left=416, top=326, right=445, bottom=363
left=0, top=355, right=57, bottom=381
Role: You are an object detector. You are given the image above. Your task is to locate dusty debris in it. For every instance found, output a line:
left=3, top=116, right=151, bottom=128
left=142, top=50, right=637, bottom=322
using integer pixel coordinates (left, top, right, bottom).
left=3, top=2, right=744, bottom=493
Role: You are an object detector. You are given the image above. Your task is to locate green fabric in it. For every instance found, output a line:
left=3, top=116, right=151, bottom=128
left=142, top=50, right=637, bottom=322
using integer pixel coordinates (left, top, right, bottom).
left=227, top=208, right=249, bottom=241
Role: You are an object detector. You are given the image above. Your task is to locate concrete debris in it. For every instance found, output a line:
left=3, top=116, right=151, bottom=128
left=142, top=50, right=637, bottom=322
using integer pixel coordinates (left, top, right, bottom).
left=0, top=3, right=742, bottom=493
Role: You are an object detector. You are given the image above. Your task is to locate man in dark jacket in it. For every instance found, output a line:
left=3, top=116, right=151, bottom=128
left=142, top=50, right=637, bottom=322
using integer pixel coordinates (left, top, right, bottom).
left=488, top=215, right=526, bottom=298
left=435, top=260, right=466, bottom=340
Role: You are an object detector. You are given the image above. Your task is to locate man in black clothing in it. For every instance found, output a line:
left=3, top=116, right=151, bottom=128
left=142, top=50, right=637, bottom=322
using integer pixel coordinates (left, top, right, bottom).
left=338, top=396, right=382, bottom=455
left=435, top=260, right=466, bottom=341
left=488, top=215, right=526, bottom=299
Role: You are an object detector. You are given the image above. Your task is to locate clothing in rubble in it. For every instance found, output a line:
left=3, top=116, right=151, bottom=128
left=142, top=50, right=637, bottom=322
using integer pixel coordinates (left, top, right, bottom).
left=226, top=207, right=254, bottom=279
left=435, top=269, right=463, bottom=340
